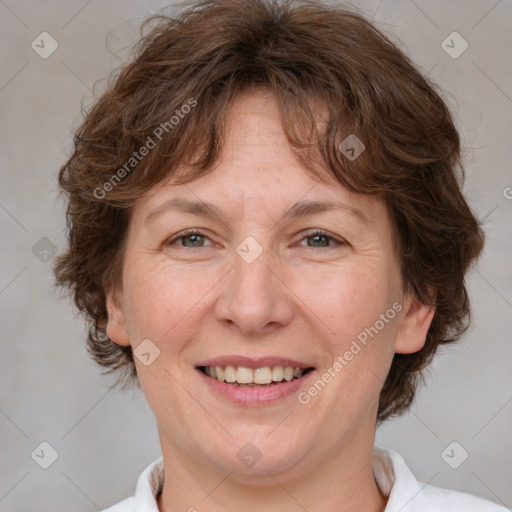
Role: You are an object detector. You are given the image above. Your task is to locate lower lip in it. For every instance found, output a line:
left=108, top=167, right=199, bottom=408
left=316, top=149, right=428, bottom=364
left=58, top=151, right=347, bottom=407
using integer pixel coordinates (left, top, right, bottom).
left=197, top=369, right=314, bottom=406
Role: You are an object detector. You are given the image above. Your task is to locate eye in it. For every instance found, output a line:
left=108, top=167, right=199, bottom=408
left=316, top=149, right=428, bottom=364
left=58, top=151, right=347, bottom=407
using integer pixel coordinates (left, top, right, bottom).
left=164, top=229, right=346, bottom=250
left=165, top=229, right=213, bottom=248
left=298, top=230, right=345, bottom=248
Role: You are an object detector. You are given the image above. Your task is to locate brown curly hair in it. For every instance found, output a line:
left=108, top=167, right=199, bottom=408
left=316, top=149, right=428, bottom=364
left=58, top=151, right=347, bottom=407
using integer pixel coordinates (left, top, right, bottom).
left=54, top=0, right=484, bottom=422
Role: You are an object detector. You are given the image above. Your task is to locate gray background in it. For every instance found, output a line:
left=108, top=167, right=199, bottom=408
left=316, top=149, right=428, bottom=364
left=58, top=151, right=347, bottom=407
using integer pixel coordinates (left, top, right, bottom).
left=1, top=0, right=511, bottom=510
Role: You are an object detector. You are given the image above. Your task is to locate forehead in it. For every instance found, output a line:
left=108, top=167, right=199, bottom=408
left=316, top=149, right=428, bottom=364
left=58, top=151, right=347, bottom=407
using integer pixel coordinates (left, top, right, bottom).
left=132, top=88, right=387, bottom=227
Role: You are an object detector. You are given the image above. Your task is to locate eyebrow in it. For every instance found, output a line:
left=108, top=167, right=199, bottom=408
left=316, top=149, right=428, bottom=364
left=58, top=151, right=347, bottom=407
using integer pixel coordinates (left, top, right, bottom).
left=143, top=197, right=370, bottom=226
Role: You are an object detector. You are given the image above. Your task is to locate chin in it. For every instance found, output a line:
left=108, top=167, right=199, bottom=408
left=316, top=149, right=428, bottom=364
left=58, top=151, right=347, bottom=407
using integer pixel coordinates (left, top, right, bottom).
left=210, top=428, right=311, bottom=477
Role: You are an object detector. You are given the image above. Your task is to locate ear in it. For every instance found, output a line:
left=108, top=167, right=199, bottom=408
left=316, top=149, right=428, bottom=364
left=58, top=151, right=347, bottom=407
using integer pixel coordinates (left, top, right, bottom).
left=105, top=287, right=131, bottom=347
left=394, top=292, right=435, bottom=354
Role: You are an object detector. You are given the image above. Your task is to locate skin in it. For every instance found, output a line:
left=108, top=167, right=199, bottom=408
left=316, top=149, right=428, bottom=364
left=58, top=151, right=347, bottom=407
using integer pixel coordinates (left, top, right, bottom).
left=106, top=87, right=434, bottom=512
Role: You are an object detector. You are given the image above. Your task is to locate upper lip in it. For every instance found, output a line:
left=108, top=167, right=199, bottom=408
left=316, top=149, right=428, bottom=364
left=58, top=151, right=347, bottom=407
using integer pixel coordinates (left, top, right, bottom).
left=196, top=356, right=314, bottom=369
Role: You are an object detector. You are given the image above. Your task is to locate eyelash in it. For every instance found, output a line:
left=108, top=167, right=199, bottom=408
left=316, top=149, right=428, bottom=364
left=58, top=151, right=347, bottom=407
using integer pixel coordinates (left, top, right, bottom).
left=165, top=229, right=346, bottom=249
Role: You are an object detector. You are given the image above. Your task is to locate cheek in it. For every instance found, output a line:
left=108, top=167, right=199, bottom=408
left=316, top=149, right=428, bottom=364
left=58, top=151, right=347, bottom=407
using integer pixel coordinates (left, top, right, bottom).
left=296, top=263, right=398, bottom=342
left=123, top=265, right=166, bottom=336
left=297, top=261, right=400, bottom=405
left=122, top=257, right=218, bottom=343
left=296, top=268, right=399, bottom=425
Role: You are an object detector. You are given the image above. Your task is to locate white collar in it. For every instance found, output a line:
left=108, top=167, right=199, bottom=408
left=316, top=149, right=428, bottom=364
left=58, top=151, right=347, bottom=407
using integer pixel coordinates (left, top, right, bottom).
left=119, top=446, right=504, bottom=512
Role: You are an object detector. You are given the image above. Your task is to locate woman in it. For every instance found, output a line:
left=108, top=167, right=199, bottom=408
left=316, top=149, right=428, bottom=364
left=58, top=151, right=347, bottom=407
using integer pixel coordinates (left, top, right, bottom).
left=54, top=0, right=506, bottom=510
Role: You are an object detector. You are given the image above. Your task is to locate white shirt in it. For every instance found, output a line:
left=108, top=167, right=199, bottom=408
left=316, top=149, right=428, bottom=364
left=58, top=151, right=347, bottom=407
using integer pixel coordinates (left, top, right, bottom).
left=103, top=446, right=508, bottom=511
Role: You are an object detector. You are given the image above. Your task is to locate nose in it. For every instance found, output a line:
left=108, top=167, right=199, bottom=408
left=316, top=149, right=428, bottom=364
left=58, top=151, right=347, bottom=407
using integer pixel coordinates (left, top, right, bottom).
left=214, top=243, right=294, bottom=336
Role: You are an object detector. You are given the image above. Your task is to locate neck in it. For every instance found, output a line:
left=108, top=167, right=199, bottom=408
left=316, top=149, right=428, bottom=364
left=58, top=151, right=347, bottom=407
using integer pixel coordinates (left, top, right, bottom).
left=156, top=423, right=388, bottom=512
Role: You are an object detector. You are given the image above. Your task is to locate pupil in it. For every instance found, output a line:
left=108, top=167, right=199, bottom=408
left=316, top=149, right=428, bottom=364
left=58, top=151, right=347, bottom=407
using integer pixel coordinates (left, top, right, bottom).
left=310, top=235, right=327, bottom=247
left=186, top=234, right=202, bottom=247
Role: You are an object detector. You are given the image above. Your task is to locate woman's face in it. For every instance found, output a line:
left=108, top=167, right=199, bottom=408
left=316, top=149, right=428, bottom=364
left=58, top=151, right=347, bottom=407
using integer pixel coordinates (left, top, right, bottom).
left=107, top=89, right=433, bottom=480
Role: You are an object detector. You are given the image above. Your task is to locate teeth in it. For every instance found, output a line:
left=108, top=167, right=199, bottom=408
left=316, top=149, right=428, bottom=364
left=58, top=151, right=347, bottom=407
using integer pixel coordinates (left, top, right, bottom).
left=272, top=366, right=284, bottom=381
left=225, top=365, right=237, bottom=383
left=236, top=366, right=253, bottom=384
left=215, top=365, right=225, bottom=382
left=283, top=367, right=294, bottom=381
left=254, top=367, right=272, bottom=384
left=203, top=365, right=308, bottom=385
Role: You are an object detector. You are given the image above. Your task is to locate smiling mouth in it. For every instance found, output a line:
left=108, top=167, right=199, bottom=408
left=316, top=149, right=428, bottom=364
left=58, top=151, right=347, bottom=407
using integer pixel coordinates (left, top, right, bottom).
left=197, top=365, right=314, bottom=387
